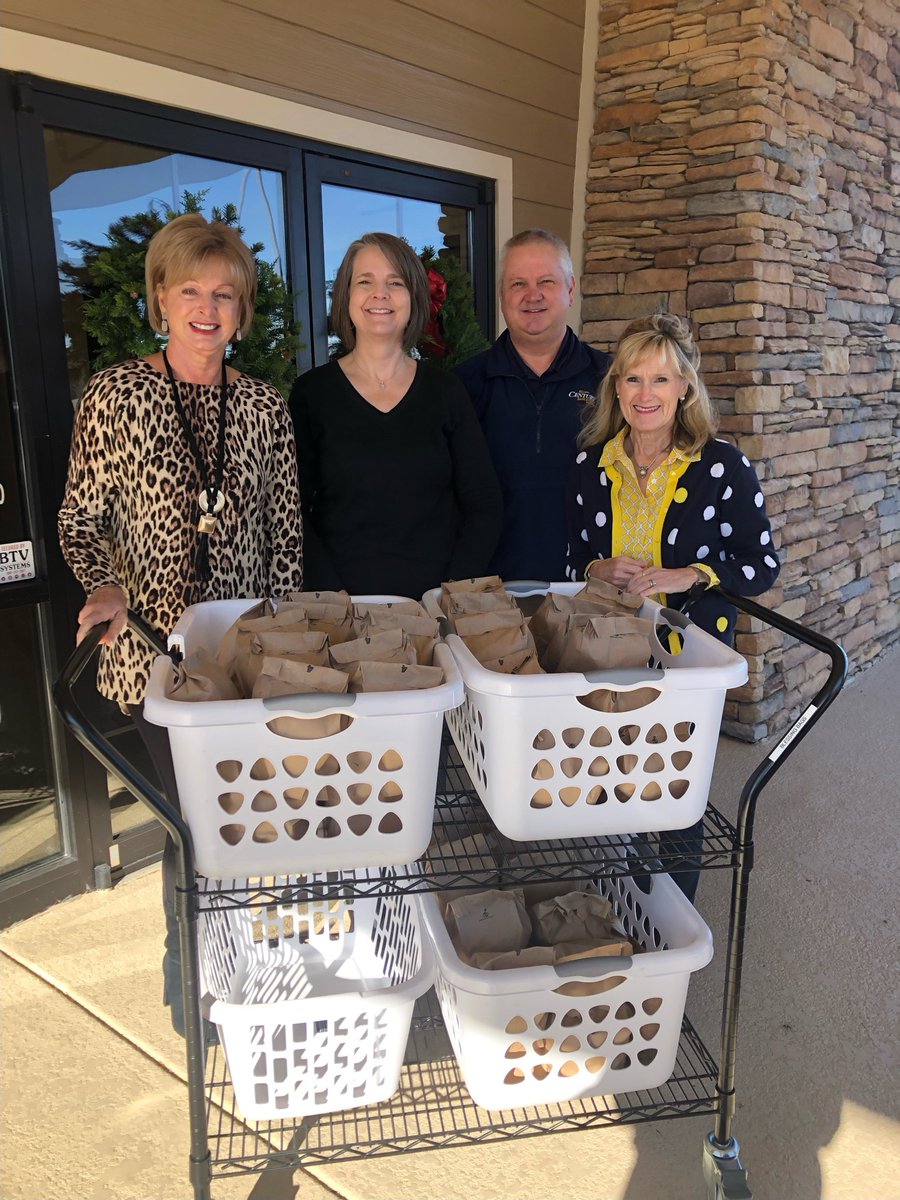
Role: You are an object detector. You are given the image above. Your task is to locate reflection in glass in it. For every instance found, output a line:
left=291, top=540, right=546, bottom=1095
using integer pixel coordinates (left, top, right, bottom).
left=0, top=606, right=62, bottom=876
left=321, top=184, right=470, bottom=330
left=45, top=129, right=287, bottom=400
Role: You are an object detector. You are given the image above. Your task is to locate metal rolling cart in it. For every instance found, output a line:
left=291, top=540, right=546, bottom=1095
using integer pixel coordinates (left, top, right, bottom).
left=54, top=590, right=847, bottom=1200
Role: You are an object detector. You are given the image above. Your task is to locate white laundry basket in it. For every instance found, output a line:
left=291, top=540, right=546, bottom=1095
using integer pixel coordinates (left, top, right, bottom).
left=423, top=585, right=747, bottom=839
left=198, top=873, right=433, bottom=1121
left=420, top=852, right=713, bottom=1110
left=143, top=598, right=463, bottom=876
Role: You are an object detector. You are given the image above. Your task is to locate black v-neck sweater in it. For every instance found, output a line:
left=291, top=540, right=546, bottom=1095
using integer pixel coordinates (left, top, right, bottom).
left=290, top=360, right=502, bottom=598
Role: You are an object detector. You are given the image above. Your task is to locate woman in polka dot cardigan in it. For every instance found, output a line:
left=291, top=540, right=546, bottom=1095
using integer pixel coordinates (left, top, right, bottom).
left=566, top=313, right=779, bottom=902
left=566, top=312, right=779, bottom=647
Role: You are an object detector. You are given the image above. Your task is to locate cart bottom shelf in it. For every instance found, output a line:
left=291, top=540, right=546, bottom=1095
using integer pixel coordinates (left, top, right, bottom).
left=205, top=990, right=719, bottom=1178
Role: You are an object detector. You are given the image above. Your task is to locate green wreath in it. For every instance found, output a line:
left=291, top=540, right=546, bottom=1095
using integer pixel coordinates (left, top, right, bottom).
left=59, top=190, right=301, bottom=396
left=416, top=245, right=490, bottom=369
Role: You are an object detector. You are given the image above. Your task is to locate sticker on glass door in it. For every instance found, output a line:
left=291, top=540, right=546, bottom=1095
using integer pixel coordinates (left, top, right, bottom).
left=0, top=541, right=35, bottom=583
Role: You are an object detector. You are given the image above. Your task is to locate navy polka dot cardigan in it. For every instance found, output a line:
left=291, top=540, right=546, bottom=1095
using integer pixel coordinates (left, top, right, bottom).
left=566, top=437, right=780, bottom=644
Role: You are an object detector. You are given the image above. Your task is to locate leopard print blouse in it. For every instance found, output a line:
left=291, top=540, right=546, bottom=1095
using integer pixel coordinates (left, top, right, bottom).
left=59, top=359, right=304, bottom=706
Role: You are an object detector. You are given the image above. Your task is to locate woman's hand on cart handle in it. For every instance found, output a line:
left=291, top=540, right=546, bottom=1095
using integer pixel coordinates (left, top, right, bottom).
left=77, top=585, right=128, bottom=646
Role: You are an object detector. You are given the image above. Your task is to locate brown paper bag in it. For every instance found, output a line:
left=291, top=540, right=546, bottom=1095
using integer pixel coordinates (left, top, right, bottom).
left=469, top=946, right=556, bottom=971
left=528, top=593, right=583, bottom=659
left=307, top=613, right=356, bottom=645
left=232, top=629, right=329, bottom=696
left=530, top=890, right=616, bottom=944
left=356, top=611, right=440, bottom=665
left=329, top=628, right=419, bottom=672
left=480, top=648, right=545, bottom=675
left=444, top=888, right=532, bottom=955
left=252, top=657, right=348, bottom=699
left=258, top=661, right=351, bottom=739
left=444, top=591, right=519, bottom=618
left=580, top=686, right=662, bottom=714
left=352, top=599, right=426, bottom=620
left=441, top=575, right=505, bottom=598
left=285, top=590, right=351, bottom=611
left=575, top=576, right=643, bottom=613
left=548, top=614, right=652, bottom=674
left=346, top=662, right=444, bottom=693
left=452, top=609, right=527, bottom=639
left=462, top=623, right=536, bottom=667
left=214, top=599, right=276, bottom=672
left=164, top=649, right=241, bottom=702
left=554, top=938, right=633, bottom=962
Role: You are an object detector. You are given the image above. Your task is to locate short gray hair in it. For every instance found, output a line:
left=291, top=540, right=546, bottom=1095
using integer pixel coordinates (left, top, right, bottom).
left=500, top=229, right=574, bottom=287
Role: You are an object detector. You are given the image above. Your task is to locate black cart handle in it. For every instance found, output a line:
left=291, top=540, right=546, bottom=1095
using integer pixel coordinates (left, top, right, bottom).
left=710, top=587, right=848, bottom=842
left=52, top=613, right=194, bottom=862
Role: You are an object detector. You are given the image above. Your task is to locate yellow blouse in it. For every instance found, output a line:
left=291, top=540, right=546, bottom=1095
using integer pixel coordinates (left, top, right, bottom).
left=594, top=429, right=720, bottom=587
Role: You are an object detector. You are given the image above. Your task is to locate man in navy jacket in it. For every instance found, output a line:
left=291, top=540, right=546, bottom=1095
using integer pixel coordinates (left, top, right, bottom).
left=455, top=230, right=610, bottom=582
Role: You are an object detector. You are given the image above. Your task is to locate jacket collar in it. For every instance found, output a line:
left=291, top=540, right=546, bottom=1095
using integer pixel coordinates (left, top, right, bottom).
left=484, top=327, right=593, bottom=382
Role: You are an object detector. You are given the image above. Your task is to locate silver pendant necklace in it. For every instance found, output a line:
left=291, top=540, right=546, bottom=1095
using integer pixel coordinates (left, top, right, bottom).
left=634, top=444, right=672, bottom=478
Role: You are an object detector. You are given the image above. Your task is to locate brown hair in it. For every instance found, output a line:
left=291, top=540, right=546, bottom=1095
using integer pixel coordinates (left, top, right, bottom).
left=579, top=313, right=719, bottom=454
left=145, top=213, right=258, bottom=338
left=329, top=232, right=430, bottom=355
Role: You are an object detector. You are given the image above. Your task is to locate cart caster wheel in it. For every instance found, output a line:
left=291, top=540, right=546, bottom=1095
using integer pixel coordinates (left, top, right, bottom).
left=703, top=1133, right=752, bottom=1199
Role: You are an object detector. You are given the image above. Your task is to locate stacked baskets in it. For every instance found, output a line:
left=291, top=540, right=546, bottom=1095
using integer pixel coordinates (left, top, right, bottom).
left=143, top=597, right=461, bottom=1119
left=419, top=583, right=747, bottom=1109
left=144, top=587, right=748, bottom=1116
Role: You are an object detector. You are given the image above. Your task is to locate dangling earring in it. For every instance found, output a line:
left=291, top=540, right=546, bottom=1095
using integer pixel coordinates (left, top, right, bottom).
left=160, top=314, right=169, bottom=335
left=234, top=328, right=242, bottom=342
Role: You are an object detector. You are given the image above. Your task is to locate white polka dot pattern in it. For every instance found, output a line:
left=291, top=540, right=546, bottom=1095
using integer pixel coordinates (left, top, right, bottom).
left=710, top=462, right=724, bottom=477
left=599, top=470, right=608, bottom=487
left=760, top=530, right=770, bottom=545
left=576, top=451, right=587, bottom=464
left=696, top=545, right=709, bottom=559
left=667, top=528, right=678, bottom=545
left=703, top=506, right=715, bottom=520
left=581, top=529, right=588, bottom=541
left=595, top=512, right=607, bottom=528
left=722, top=486, right=733, bottom=500
left=742, top=565, right=756, bottom=580
left=576, top=493, right=583, bottom=506
left=741, top=455, right=750, bottom=467
left=720, top=522, right=732, bottom=537
left=764, top=554, right=778, bottom=568
left=754, top=492, right=763, bottom=508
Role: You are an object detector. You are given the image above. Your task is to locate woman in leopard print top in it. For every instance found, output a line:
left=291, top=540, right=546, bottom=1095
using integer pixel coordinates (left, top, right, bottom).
left=58, top=215, right=303, bottom=708
left=58, top=214, right=303, bottom=1041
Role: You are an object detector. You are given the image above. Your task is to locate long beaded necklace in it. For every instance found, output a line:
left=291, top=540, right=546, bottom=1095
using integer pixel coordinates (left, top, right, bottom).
left=162, top=349, right=228, bottom=584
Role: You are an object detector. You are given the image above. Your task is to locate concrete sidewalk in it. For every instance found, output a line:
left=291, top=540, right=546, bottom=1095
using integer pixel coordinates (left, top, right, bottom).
left=2, top=650, right=899, bottom=1200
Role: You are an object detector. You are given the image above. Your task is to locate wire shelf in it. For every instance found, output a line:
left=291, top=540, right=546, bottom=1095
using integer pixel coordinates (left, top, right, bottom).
left=205, top=989, right=719, bottom=1178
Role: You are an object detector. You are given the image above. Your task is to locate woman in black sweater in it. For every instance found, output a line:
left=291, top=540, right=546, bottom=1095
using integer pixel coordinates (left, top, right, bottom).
left=290, top=233, right=502, bottom=598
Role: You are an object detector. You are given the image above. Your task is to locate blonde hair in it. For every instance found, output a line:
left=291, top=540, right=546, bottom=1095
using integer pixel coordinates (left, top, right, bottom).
left=145, top=213, right=258, bottom=338
left=579, top=313, right=718, bottom=453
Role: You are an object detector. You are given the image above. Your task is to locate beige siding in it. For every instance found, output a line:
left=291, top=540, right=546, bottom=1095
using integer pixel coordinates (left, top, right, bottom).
left=2, top=0, right=585, bottom=240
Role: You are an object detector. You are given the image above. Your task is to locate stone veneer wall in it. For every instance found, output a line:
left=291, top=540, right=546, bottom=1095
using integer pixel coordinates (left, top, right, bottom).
left=581, top=0, right=899, bottom=740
